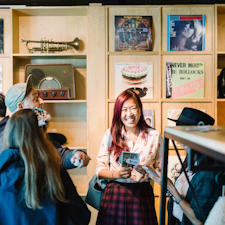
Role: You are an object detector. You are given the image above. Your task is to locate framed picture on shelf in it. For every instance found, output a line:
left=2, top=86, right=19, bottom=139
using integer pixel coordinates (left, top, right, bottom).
left=115, top=16, right=152, bottom=51
left=115, top=62, right=153, bottom=99
left=166, top=62, right=204, bottom=99
left=167, top=15, right=205, bottom=51
left=143, top=109, right=154, bottom=128
left=0, top=19, right=3, bottom=54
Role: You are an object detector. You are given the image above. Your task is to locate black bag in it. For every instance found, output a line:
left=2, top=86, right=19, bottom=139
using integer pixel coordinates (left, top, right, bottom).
left=85, top=132, right=112, bottom=210
left=85, top=175, right=108, bottom=210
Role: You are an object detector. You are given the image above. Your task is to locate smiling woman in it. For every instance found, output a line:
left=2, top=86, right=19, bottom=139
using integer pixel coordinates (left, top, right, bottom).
left=95, top=88, right=164, bottom=225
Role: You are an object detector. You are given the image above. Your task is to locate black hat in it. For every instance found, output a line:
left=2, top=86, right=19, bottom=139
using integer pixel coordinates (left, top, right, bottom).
left=168, top=107, right=215, bottom=126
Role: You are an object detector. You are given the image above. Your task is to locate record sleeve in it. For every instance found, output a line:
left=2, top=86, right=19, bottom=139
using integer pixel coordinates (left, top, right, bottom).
left=115, top=16, right=152, bottom=51
left=166, top=62, right=204, bottom=99
left=167, top=15, right=205, bottom=51
left=143, top=109, right=154, bottom=128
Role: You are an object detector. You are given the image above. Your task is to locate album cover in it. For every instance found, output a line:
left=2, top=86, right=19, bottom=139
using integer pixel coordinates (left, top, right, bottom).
left=119, top=152, right=140, bottom=168
left=143, top=109, right=154, bottom=128
left=167, top=15, right=205, bottom=51
left=0, top=19, right=3, bottom=54
left=115, top=62, right=153, bottom=99
left=168, top=155, right=186, bottom=183
left=166, top=62, right=204, bottom=99
left=115, top=16, right=152, bottom=51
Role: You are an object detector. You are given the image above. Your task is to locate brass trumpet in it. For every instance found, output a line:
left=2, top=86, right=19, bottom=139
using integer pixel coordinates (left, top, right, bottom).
left=21, top=37, right=80, bottom=53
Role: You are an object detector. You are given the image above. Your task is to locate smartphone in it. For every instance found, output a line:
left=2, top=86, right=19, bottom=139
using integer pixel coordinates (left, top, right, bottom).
left=142, top=166, right=159, bottom=177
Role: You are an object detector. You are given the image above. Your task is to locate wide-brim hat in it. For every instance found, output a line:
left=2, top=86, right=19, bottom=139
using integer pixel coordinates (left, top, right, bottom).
left=168, top=107, right=215, bottom=126
left=5, top=74, right=33, bottom=113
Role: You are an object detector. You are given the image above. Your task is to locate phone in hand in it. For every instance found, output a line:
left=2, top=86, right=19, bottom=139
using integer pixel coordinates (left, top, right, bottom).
left=142, top=166, right=159, bottom=177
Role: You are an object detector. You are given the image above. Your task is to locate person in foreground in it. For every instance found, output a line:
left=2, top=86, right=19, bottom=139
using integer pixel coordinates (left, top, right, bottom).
left=96, top=89, right=163, bottom=225
left=0, top=94, right=7, bottom=154
left=143, top=108, right=222, bottom=225
left=3, top=74, right=91, bottom=169
left=0, top=109, right=90, bottom=225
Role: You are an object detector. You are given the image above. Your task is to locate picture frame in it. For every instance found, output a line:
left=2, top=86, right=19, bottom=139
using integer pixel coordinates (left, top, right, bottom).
left=115, top=16, right=152, bottom=51
left=167, top=15, right=205, bottom=52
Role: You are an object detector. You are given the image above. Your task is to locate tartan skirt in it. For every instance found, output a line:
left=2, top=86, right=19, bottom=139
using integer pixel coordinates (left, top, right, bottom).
left=96, top=181, right=158, bottom=225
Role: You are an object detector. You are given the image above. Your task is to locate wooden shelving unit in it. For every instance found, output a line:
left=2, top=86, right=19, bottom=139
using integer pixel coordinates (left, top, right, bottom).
left=0, top=4, right=219, bottom=224
left=215, top=4, right=225, bottom=126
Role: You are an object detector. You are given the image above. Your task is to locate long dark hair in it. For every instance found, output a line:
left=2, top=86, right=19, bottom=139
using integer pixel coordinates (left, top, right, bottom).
left=4, top=109, right=65, bottom=209
left=109, top=89, right=151, bottom=160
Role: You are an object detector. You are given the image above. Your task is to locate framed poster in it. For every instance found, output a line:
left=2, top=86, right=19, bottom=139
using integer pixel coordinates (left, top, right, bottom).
left=115, top=16, right=152, bottom=51
left=143, top=109, right=154, bottom=128
left=167, top=15, right=205, bottom=51
left=166, top=62, right=204, bottom=99
left=115, top=62, right=153, bottom=99
left=0, top=19, right=3, bottom=54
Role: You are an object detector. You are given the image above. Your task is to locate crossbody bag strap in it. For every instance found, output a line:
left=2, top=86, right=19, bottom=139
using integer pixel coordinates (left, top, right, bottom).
left=108, top=131, right=112, bottom=166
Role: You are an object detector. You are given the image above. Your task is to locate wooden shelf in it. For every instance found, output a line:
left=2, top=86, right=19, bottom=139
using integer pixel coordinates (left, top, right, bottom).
left=0, top=54, right=10, bottom=58
left=161, top=51, right=213, bottom=55
left=217, top=99, right=225, bottom=102
left=161, top=99, right=214, bottom=103
left=108, top=51, right=159, bottom=55
left=107, top=99, right=160, bottom=103
left=12, top=53, right=86, bottom=58
left=44, top=100, right=87, bottom=103
left=11, top=6, right=87, bottom=16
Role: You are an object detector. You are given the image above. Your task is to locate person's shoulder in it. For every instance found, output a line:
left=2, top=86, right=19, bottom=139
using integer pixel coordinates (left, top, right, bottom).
left=105, top=128, right=111, bottom=136
left=147, top=128, right=161, bottom=136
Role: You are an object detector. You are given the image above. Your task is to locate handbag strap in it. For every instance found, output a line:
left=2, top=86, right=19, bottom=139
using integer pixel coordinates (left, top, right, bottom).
left=96, top=131, right=112, bottom=189
left=108, top=131, right=112, bottom=166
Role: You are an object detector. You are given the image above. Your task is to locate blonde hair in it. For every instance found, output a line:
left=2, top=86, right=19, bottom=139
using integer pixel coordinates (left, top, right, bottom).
left=4, top=109, right=65, bottom=209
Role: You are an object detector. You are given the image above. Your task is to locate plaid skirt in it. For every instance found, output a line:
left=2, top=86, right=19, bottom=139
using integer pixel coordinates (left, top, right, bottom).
left=96, top=181, right=158, bottom=225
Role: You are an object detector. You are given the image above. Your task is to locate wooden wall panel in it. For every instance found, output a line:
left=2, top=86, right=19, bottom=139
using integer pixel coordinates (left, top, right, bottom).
left=87, top=6, right=106, bottom=224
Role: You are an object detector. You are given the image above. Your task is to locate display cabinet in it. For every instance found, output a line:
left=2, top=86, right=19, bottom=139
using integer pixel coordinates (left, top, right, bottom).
left=106, top=4, right=214, bottom=222
left=215, top=4, right=225, bottom=126
left=0, top=4, right=218, bottom=225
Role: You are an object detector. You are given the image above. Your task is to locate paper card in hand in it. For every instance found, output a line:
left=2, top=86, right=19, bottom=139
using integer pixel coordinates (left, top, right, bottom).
left=142, top=166, right=159, bottom=177
left=119, top=152, right=140, bottom=168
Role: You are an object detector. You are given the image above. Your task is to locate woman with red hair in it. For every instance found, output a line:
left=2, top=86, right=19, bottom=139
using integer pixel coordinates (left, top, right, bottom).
left=96, top=89, right=163, bottom=225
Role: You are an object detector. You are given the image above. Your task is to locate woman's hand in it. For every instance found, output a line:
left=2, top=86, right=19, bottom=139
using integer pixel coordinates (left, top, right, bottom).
left=142, top=165, right=176, bottom=193
left=114, top=167, right=132, bottom=179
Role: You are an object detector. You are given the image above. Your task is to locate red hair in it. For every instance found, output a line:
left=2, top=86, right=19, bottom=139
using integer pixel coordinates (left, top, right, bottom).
left=109, top=89, right=151, bottom=161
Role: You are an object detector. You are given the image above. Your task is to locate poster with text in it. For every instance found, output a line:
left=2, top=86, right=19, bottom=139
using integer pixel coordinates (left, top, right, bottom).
left=166, top=62, right=204, bottom=99
left=115, top=62, right=153, bottom=99
left=167, top=15, right=205, bottom=51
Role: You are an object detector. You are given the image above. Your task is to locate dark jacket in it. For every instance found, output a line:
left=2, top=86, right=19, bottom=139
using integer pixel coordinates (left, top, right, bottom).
left=0, top=148, right=91, bottom=225
left=168, top=171, right=222, bottom=225
left=0, top=116, right=80, bottom=169
left=0, top=116, right=9, bottom=154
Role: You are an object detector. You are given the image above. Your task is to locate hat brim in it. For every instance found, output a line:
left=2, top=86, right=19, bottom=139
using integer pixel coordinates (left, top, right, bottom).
left=167, top=118, right=177, bottom=123
left=24, top=74, right=33, bottom=99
